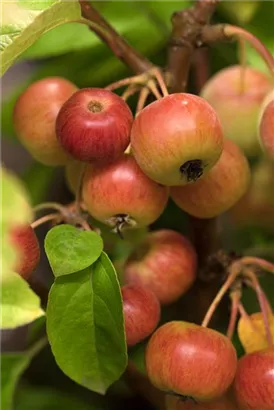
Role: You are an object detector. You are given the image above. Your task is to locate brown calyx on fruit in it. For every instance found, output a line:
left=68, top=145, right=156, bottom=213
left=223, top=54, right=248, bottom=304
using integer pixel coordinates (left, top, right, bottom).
left=180, top=159, right=204, bottom=182
left=87, top=100, right=104, bottom=113
left=107, top=213, right=137, bottom=237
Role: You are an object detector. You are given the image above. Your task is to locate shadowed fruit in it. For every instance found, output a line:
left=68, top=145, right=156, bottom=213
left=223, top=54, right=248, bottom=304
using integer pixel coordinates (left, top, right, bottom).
left=82, top=154, right=169, bottom=232
left=13, top=77, right=78, bottom=165
left=233, top=347, right=274, bottom=410
left=165, top=392, right=238, bottom=409
left=259, top=95, right=274, bottom=159
left=145, top=321, right=237, bottom=401
left=131, top=93, right=224, bottom=186
left=56, top=88, right=133, bottom=164
left=10, top=225, right=40, bottom=280
left=122, top=284, right=160, bottom=346
left=171, top=140, right=251, bottom=219
left=124, top=230, right=197, bottom=305
left=201, top=65, right=272, bottom=156
left=65, top=160, right=86, bottom=195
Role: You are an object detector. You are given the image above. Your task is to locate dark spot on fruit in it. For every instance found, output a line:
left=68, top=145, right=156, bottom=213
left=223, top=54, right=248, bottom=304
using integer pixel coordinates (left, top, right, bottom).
left=180, top=159, right=203, bottom=182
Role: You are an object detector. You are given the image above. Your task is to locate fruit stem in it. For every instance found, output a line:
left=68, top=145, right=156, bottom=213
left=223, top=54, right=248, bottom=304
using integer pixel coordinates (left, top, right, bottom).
left=201, top=261, right=242, bottom=328
left=122, top=85, right=140, bottom=101
left=136, top=87, right=150, bottom=115
left=33, top=202, right=65, bottom=214
left=226, top=290, right=241, bottom=339
left=244, top=268, right=273, bottom=347
left=75, top=164, right=87, bottom=216
left=31, top=213, right=59, bottom=229
left=241, top=256, right=274, bottom=274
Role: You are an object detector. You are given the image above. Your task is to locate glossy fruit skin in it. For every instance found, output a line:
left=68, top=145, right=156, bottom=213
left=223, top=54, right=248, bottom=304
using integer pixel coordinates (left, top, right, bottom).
left=13, top=77, right=77, bottom=165
left=124, top=230, right=197, bottom=305
left=145, top=321, right=237, bottom=401
left=166, top=392, right=238, bottom=410
left=233, top=347, right=274, bottom=410
left=171, top=139, right=251, bottom=219
left=201, top=65, right=272, bottom=156
left=121, top=284, right=160, bottom=346
left=82, top=154, right=169, bottom=230
left=259, top=98, right=274, bottom=159
left=131, top=93, right=224, bottom=186
left=10, top=225, right=40, bottom=280
left=56, top=88, right=133, bottom=164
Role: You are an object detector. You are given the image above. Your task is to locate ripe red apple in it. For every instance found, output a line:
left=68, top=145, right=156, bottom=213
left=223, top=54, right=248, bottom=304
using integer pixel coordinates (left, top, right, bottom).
left=56, top=88, right=133, bottom=164
left=165, top=392, right=238, bottom=409
left=131, top=93, right=224, bottom=186
left=170, top=139, right=251, bottom=219
left=122, top=284, right=160, bottom=346
left=233, top=347, right=274, bottom=410
left=82, top=154, right=169, bottom=232
left=145, top=321, right=237, bottom=401
left=200, top=65, right=272, bottom=156
left=9, top=225, right=40, bottom=280
left=13, top=77, right=78, bottom=166
left=259, top=93, right=274, bottom=159
left=124, top=230, right=197, bottom=305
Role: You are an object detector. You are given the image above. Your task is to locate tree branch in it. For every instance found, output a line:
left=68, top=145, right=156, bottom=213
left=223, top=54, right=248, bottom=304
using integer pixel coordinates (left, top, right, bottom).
left=79, top=1, right=153, bottom=74
left=167, top=0, right=218, bottom=92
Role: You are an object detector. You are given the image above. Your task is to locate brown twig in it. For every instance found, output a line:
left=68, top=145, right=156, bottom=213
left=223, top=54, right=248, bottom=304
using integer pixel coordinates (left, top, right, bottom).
left=79, top=0, right=153, bottom=74
left=167, top=0, right=218, bottom=93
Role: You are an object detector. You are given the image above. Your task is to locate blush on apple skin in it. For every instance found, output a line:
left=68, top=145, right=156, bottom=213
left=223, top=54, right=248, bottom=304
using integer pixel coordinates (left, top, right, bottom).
left=124, top=229, right=197, bottom=305
left=122, top=284, right=160, bottom=346
left=170, top=139, right=251, bottom=219
left=201, top=65, right=273, bottom=156
left=233, top=347, right=274, bottom=410
left=10, top=225, right=40, bottom=280
left=131, top=93, right=224, bottom=186
left=259, top=99, right=274, bottom=160
left=13, top=77, right=78, bottom=166
left=82, top=153, right=169, bottom=230
left=56, top=88, right=133, bottom=164
left=145, top=321, right=237, bottom=402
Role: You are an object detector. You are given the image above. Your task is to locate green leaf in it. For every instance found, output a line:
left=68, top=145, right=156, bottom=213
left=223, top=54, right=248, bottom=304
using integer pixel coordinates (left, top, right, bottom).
left=15, top=386, right=108, bottom=410
left=1, top=272, right=45, bottom=329
left=1, top=353, right=30, bottom=410
left=47, top=252, right=127, bottom=394
left=45, top=225, right=104, bottom=277
left=1, top=0, right=81, bottom=75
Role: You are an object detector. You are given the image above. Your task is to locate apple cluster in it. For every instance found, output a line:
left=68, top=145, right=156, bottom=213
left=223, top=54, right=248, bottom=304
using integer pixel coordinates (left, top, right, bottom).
left=13, top=71, right=265, bottom=234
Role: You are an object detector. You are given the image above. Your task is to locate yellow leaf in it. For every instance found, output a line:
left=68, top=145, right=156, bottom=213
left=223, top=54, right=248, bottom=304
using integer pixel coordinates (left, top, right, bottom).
left=238, top=312, right=274, bottom=354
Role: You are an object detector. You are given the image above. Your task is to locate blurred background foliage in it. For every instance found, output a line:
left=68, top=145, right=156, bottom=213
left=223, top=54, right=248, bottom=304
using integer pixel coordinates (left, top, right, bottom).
left=1, top=1, right=274, bottom=409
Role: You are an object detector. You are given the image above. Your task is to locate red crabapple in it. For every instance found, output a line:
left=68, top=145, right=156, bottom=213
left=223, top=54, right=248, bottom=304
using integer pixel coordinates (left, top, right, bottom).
left=82, top=154, right=169, bottom=232
left=13, top=77, right=78, bottom=165
left=131, top=93, right=224, bottom=186
left=56, top=88, right=133, bottom=164
left=122, top=284, right=160, bottom=346
left=171, top=139, right=251, bottom=219
left=124, top=229, right=197, bottom=305
left=201, top=65, right=272, bottom=156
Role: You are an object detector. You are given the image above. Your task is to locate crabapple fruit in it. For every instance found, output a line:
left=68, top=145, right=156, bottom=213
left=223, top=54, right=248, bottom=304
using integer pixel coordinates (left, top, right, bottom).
left=171, top=139, right=251, bottom=219
left=201, top=65, right=272, bottom=156
left=56, top=88, right=133, bottom=164
left=13, top=77, right=78, bottom=165
left=258, top=92, right=274, bottom=159
left=65, top=160, right=87, bottom=195
left=82, top=154, right=169, bottom=232
left=10, top=224, right=40, bottom=280
left=145, top=321, right=237, bottom=401
left=131, top=93, right=224, bottom=186
left=233, top=347, right=274, bottom=410
left=124, top=229, right=197, bottom=305
left=121, top=284, right=160, bottom=346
